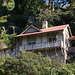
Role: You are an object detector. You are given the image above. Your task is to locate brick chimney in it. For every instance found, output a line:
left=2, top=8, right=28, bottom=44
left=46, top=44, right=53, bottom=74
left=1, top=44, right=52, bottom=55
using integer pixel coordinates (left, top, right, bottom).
left=42, top=21, right=48, bottom=29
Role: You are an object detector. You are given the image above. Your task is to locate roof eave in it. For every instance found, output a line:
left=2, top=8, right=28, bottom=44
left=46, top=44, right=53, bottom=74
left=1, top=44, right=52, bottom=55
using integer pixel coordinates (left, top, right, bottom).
left=14, top=30, right=63, bottom=38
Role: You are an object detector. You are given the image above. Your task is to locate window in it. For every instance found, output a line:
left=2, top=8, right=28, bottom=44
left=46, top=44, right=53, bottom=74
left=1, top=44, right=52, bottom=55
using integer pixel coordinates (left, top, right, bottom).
left=27, top=35, right=36, bottom=44
left=48, top=36, right=57, bottom=43
left=53, top=36, right=56, bottom=41
left=48, top=38, right=52, bottom=42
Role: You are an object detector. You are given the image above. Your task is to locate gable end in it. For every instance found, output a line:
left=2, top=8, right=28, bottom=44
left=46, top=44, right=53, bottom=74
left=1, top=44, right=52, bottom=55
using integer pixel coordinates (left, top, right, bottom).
left=21, top=25, right=41, bottom=34
left=23, top=27, right=39, bottom=33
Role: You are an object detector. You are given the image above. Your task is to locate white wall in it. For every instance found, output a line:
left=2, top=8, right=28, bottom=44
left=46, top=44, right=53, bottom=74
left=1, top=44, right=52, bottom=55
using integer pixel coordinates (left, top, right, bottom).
left=63, top=26, right=70, bottom=50
left=18, top=31, right=63, bottom=51
left=36, top=34, right=42, bottom=43
left=42, top=33, right=47, bottom=43
left=22, top=36, right=27, bottom=45
left=63, top=26, right=70, bottom=61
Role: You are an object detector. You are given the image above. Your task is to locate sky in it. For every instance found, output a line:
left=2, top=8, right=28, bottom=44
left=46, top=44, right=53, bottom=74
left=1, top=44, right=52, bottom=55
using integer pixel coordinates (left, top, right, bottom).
left=45, top=0, right=69, bottom=7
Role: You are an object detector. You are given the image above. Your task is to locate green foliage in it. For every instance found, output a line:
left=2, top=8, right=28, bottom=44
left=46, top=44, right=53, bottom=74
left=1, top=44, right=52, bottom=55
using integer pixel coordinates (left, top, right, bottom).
left=0, top=29, right=15, bottom=47
left=37, top=9, right=61, bottom=26
left=0, top=51, right=75, bottom=75
left=0, top=15, right=9, bottom=23
left=60, top=64, right=75, bottom=75
left=7, top=15, right=27, bottom=30
left=48, top=24, right=54, bottom=27
left=6, top=0, right=46, bottom=31
left=0, top=0, right=15, bottom=17
left=2, top=0, right=15, bottom=11
left=0, top=0, right=7, bottom=17
left=12, top=0, right=46, bottom=15
left=0, top=54, right=11, bottom=75
left=0, top=0, right=75, bottom=48
left=0, top=0, right=75, bottom=35
left=0, top=51, right=56, bottom=75
left=6, top=0, right=15, bottom=11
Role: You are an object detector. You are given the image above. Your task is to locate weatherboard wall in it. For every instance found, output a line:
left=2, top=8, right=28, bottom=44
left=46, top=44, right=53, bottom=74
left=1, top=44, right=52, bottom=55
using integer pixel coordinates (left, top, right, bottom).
left=18, top=31, right=63, bottom=51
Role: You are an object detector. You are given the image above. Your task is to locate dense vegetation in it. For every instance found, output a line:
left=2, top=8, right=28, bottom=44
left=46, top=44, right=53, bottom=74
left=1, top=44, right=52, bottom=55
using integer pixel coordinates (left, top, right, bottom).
left=0, top=0, right=75, bottom=29
left=0, top=0, right=75, bottom=47
left=0, top=0, right=75, bottom=75
left=0, top=51, right=75, bottom=75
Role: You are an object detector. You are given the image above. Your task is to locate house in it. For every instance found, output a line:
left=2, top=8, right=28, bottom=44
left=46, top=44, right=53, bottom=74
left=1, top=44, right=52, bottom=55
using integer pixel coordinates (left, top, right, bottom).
left=0, top=21, right=72, bottom=63
left=67, top=36, right=75, bottom=63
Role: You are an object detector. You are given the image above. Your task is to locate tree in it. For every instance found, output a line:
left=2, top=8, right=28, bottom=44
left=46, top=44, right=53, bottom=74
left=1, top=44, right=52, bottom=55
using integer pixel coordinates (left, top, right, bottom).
left=0, top=0, right=7, bottom=17
left=0, top=0, right=15, bottom=17
left=47, top=0, right=68, bottom=11
left=0, top=51, right=75, bottom=75
left=6, top=0, right=15, bottom=11
left=12, top=0, right=46, bottom=15
left=36, top=9, right=61, bottom=27
left=0, top=51, right=58, bottom=75
left=0, top=27, right=15, bottom=47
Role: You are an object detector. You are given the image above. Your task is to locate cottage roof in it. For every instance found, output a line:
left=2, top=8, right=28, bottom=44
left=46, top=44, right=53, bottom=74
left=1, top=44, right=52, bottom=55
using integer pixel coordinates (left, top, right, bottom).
left=14, top=24, right=69, bottom=37
left=68, top=36, right=75, bottom=40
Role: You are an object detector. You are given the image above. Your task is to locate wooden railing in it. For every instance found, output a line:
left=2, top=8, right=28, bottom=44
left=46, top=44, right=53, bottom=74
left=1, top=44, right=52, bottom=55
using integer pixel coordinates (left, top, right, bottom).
left=19, top=40, right=63, bottom=51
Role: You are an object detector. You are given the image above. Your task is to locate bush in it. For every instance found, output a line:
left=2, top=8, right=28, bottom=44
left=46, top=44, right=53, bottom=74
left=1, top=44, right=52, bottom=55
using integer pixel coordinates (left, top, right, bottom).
left=0, top=51, right=75, bottom=75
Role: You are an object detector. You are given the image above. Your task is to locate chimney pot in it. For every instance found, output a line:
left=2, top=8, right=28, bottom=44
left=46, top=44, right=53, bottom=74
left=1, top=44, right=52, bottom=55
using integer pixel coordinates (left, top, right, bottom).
left=42, top=21, right=48, bottom=29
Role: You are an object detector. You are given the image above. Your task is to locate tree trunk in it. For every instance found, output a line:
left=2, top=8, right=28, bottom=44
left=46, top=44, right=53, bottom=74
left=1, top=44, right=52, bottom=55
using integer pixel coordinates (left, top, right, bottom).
left=52, top=0, right=54, bottom=11
left=49, top=0, right=51, bottom=9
